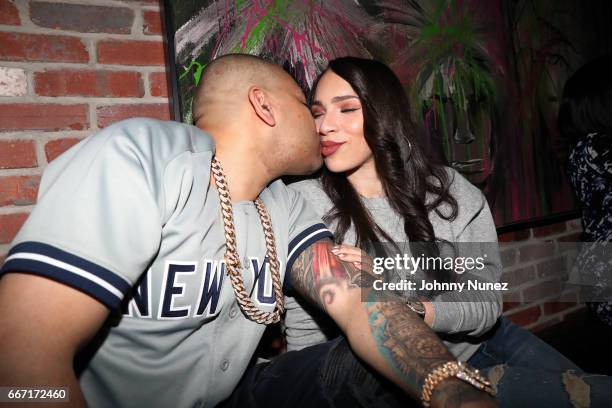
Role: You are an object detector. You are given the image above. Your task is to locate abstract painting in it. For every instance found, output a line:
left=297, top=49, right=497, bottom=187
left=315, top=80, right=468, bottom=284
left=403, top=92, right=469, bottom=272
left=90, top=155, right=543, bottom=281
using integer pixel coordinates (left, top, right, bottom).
left=163, top=0, right=612, bottom=228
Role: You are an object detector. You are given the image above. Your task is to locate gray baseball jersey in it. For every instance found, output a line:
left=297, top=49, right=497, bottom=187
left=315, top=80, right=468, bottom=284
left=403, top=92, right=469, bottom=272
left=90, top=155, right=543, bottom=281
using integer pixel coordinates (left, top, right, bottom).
left=0, top=118, right=332, bottom=408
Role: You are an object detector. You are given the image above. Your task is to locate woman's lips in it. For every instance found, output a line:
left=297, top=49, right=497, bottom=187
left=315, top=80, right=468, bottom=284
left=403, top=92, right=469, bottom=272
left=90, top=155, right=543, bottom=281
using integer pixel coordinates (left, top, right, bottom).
left=320, top=141, right=344, bottom=157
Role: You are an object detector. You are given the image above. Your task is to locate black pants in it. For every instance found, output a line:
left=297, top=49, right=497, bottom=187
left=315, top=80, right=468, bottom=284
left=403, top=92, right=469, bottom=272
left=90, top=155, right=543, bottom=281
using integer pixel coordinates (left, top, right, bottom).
left=218, top=337, right=418, bottom=408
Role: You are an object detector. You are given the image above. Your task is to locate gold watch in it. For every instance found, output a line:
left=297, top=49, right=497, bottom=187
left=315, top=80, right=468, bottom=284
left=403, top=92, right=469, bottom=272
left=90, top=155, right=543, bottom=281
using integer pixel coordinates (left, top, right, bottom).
left=421, top=360, right=495, bottom=407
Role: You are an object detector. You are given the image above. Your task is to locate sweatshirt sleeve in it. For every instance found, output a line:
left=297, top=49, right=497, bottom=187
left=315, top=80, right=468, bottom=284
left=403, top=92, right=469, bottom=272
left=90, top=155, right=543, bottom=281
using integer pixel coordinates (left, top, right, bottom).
left=430, top=181, right=503, bottom=336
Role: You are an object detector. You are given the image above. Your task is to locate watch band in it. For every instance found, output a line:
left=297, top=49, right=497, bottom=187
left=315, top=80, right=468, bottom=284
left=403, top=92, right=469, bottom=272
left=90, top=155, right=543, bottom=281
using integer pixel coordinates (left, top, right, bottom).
left=406, top=300, right=426, bottom=319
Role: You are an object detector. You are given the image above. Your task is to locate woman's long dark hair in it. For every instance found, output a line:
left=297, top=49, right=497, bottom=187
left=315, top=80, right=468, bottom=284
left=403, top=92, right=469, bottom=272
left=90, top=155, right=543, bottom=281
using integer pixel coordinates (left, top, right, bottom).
left=315, top=57, right=458, bottom=265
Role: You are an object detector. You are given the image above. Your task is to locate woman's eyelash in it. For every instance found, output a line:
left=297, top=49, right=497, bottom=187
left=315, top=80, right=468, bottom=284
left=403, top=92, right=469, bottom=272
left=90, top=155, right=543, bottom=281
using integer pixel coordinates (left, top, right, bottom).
left=311, top=107, right=359, bottom=117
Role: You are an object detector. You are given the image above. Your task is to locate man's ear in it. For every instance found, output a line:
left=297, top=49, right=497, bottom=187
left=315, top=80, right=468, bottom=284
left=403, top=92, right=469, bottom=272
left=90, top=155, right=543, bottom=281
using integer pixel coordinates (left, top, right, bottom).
left=248, top=86, right=276, bottom=127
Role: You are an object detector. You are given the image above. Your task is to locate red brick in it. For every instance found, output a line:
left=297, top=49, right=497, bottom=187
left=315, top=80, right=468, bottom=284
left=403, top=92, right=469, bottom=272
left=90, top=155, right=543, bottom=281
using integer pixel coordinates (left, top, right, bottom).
left=503, top=301, right=522, bottom=312
left=45, top=138, right=81, bottom=162
left=557, top=242, right=581, bottom=257
left=0, top=0, right=20, bottom=25
left=30, top=2, right=133, bottom=34
left=532, top=222, right=567, bottom=238
left=536, top=257, right=567, bottom=279
left=0, top=176, right=40, bottom=206
left=0, top=32, right=88, bottom=63
left=500, top=248, right=516, bottom=268
left=518, top=242, right=554, bottom=262
left=561, top=305, right=587, bottom=322
left=0, top=104, right=88, bottom=132
left=557, top=232, right=583, bottom=242
left=96, top=103, right=171, bottom=128
left=35, top=70, right=143, bottom=97
left=0, top=140, right=37, bottom=169
left=530, top=317, right=562, bottom=333
left=501, top=288, right=522, bottom=302
left=149, top=72, right=168, bottom=97
left=0, top=212, right=29, bottom=244
left=506, top=305, right=541, bottom=326
left=498, top=229, right=531, bottom=242
left=501, top=265, right=535, bottom=287
left=97, top=40, right=165, bottom=66
left=566, top=218, right=583, bottom=231
left=543, top=301, right=577, bottom=316
left=522, top=279, right=563, bottom=302
left=143, top=10, right=162, bottom=35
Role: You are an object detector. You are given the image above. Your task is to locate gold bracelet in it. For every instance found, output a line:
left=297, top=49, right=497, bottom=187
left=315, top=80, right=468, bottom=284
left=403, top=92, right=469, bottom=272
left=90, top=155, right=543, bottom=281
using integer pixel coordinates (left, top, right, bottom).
left=421, top=361, right=495, bottom=407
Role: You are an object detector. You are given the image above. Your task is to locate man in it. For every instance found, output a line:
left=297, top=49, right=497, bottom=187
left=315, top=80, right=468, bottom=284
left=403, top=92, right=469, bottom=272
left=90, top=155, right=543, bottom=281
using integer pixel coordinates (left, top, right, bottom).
left=0, top=54, right=494, bottom=407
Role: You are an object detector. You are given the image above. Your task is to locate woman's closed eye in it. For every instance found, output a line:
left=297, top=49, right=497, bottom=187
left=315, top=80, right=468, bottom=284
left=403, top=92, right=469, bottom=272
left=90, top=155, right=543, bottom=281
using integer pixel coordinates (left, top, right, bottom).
left=311, top=109, right=324, bottom=118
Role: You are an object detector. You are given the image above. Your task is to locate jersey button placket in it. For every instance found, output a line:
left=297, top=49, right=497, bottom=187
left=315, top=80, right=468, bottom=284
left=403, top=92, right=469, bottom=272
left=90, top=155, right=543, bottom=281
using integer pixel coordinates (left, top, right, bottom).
left=220, top=359, right=230, bottom=371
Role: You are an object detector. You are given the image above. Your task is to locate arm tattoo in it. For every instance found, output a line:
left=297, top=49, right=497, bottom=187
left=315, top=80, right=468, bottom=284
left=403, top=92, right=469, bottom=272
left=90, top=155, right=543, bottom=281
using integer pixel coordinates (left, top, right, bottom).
left=291, top=239, right=362, bottom=308
left=291, top=239, right=489, bottom=404
left=366, top=301, right=450, bottom=389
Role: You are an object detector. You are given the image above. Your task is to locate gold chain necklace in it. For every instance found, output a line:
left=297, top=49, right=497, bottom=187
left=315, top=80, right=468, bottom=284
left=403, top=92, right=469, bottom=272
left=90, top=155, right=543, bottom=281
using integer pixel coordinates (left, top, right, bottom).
left=210, top=157, right=284, bottom=324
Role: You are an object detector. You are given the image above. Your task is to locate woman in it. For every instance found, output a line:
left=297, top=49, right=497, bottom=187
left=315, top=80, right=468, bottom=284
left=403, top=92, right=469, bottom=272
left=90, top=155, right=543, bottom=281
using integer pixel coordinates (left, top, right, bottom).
left=285, top=56, right=612, bottom=407
left=560, top=54, right=612, bottom=327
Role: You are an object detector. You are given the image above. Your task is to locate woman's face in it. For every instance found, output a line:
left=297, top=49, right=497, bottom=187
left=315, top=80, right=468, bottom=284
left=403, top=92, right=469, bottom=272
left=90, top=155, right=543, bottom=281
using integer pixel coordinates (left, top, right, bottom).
left=311, top=70, right=373, bottom=173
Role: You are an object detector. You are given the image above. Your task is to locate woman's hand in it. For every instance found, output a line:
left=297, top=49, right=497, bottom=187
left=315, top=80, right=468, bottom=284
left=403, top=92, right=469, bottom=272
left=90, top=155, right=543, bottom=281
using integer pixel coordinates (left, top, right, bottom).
left=330, top=244, right=374, bottom=275
left=330, top=245, right=437, bottom=326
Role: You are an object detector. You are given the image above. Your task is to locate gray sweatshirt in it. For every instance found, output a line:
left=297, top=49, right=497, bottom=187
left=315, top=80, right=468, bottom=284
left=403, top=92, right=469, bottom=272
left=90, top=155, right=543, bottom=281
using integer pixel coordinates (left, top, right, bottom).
left=285, top=168, right=503, bottom=361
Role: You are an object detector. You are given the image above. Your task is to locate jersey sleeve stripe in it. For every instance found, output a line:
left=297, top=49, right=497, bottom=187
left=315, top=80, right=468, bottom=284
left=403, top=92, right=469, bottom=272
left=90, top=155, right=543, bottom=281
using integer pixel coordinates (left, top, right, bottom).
left=286, top=224, right=333, bottom=273
left=288, top=223, right=332, bottom=253
left=1, top=242, right=131, bottom=310
left=1, top=257, right=123, bottom=310
left=5, top=241, right=131, bottom=290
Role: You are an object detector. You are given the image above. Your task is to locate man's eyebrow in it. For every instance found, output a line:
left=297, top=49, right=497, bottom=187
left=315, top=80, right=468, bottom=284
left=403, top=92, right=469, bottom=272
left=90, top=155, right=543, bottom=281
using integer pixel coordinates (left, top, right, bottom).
left=310, top=95, right=360, bottom=107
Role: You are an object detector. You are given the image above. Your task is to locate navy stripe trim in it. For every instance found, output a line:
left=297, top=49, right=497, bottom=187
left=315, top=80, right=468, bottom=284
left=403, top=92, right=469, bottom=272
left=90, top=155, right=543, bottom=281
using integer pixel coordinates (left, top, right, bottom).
left=286, top=229, right=333, bottom=275
left=288, top=223, right=330, bottom=252
left=284, top=229, right=333, bottom=293
left=0, top=258, right=122, bottom=310
left=5, top=241, right=130, bottom=293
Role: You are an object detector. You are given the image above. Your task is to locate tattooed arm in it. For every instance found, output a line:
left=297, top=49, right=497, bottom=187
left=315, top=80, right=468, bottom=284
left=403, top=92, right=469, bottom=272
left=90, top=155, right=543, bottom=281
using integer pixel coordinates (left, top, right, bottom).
left=291, top=239, right=496, bottom=408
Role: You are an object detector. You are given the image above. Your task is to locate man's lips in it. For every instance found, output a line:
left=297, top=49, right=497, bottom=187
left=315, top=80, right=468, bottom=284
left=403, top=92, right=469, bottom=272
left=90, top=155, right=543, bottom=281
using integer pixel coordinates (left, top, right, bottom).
left=320, top=141, right=344, bottom=157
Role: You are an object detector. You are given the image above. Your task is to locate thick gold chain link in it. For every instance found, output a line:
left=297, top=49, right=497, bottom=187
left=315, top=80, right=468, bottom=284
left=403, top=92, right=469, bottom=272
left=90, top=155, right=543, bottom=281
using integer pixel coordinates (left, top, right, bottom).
left=211, top=157, right=284, bottom=324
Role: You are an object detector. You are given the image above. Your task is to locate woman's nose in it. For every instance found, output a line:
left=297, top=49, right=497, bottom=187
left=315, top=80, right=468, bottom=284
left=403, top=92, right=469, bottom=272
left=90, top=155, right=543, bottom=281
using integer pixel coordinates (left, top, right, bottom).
left=318, top=115, right=336, bottom=135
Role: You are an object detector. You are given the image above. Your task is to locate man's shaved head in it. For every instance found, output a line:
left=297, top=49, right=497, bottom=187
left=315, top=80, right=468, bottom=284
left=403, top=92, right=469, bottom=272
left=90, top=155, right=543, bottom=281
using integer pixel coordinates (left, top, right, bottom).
left=192, top=54, right=294, bottom=127
left=190, top=53, right=321, bottom=178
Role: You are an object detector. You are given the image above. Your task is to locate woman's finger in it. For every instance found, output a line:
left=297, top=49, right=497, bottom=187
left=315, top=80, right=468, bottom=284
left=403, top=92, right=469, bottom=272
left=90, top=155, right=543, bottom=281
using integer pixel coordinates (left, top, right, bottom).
left=331, top=244, right=362, bottom=256
left=332, top=245, right=374, bottom=266
left=335, top=252, right=363, bottom=263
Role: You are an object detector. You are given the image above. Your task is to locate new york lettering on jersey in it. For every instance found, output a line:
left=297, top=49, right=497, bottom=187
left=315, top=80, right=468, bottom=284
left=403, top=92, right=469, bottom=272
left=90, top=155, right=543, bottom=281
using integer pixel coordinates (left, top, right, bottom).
left=123, top=257, right=279, bottom=319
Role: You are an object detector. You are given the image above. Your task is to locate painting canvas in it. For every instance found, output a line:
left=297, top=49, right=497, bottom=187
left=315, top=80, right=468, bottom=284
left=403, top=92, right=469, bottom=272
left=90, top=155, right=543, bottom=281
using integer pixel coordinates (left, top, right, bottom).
left=163, top=0, right=612, bottom=229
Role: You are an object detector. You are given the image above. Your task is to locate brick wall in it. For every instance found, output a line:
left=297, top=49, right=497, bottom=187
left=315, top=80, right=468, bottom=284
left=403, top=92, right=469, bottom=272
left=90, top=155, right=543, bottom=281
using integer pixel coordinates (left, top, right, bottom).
left=0, top=0, right=170, bottom=262
left=500, top=219, right=585, bottom=331
left=0, top=0, right=584, bottom=330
